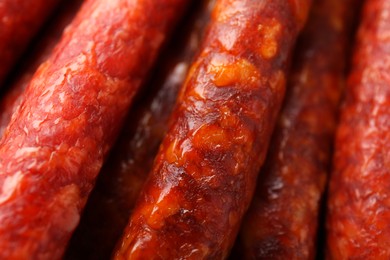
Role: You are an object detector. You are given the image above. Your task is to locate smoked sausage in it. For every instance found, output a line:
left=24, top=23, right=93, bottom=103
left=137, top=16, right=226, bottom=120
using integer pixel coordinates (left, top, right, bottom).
left=0, top=0, right=188, bottom=258
left=114, top=0, right=312, bottom=259
left=64, top=1, right=213, bottom=259
left=326, top=0, right=390, bottom=258
left=236, top=0, right=359, bottom=258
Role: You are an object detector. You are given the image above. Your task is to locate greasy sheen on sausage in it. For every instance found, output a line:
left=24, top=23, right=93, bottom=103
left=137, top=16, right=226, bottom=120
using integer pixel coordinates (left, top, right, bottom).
left=114, top=0, right=311, bottom=259
left=0, top=0, right=61, bottom=85
left=64, top=1, right=213, bottom=259
left=0, top=0, right=83, bottom=137
left=0, top=0, right=188, bottom=258
left=236, top=0, right=358, bottom=258
left=326, top=0, right=390, bottom=258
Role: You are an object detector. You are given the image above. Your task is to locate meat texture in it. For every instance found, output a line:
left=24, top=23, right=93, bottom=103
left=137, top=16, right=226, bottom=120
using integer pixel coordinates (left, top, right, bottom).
left=236, top=0, right=359, bottom=259
left=0, top=0, right=61, bottom=84
left=64, top=1, right=213, bottom=259
left=326, top=0, right=390, bottom=258
left=0, top=0, right=187, bottom=259
left=114, top=0, right=312, bottom=259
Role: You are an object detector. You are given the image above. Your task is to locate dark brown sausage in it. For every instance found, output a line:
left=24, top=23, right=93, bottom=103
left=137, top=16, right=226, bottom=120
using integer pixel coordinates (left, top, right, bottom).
left=0, top=0, right=188, bottom=258
left=64, top=1, right=213, bottom=259
left=326, top=0, right=390, bottom=258
left=0, top=0, right=83, bottom=137
left=235, top=0, right=359, bottom=258
left=113, top=0, right=312, bottom=259
left=0, top=0, right=61, bottom=85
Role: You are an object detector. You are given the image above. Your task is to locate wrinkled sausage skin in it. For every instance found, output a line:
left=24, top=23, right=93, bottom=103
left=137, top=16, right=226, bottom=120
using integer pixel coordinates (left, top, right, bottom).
left=114, top=0, right=311, bottom=259
left=64, top=1, right=213, bottom=259
left=326, top=0, right=390, bottom=259
left=0, top=0, right=83, bottom=137
left=0, top=0, right=187, bottom=259
left=236, top=0, right=358, bottom=259
left=0, top=0, right=61, bottom=85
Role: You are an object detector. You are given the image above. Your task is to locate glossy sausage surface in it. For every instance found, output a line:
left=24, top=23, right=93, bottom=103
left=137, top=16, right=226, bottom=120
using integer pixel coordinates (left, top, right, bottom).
left=326, top=0, right=390, bottom=258
left=114, top=0, right=311, bottom=259
left=0, top=0, right=187, bottom=258
left=237, top=0, right=358, bottom=258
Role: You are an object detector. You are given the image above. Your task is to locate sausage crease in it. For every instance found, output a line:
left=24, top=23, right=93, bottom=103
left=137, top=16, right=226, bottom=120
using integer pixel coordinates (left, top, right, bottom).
left=236, top=0, right=358, bottom=258
left=0, top=0, right=61, bottom=85
left=0, top=0, right=83, bottom=137
left=64, top=1, right=213, bottom=259
left=326, top=0, right=390, bottom=258
left=0, top=0, right=187, bottom=258
left=114, top=0, right=311, bottom=259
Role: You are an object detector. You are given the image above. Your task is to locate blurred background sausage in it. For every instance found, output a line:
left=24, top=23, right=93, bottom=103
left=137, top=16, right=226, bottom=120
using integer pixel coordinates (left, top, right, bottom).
left=0, top=0, right=61, bottom=85
left=326, top=0, right=390, bottom=258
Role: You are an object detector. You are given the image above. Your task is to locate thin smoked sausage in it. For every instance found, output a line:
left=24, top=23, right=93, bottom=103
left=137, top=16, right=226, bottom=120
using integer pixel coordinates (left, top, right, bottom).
left=326, top=0, right=390, bottom=258
left=236, top=0, right=359, bottom=258
left=0, top=0, right=188, bottom=258
left=114, top=0, right=311, bottom=259
left=64, top=1, right=212, bottom=259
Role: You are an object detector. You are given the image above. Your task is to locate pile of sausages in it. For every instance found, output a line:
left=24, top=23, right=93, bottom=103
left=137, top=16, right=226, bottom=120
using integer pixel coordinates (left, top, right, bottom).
left=0, top=0, right=388, bottom=259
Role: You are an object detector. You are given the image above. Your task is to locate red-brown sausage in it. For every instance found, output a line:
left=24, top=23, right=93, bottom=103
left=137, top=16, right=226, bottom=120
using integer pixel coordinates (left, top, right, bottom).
left=0, top=0, right=188, bottom=258
left=0, top=0, right=83, bottom=137
left=0, top=0, right=61, bottom=85
left=114, top=0, right=311, bottom=259
left=64, top=1, right=213, bottom=259
left=235, top=0, right=359, bottom=258
left=326, top=0, right=390, bottom=258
